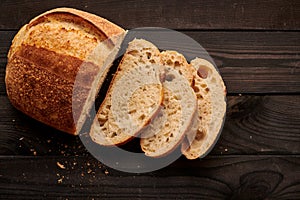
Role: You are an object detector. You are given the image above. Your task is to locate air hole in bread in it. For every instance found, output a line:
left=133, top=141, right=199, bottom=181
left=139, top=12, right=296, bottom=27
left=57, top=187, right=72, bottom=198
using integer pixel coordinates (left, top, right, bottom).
left=128, top=109, right=136, bottom=114
left=166, top=59, right=173, bottom=65
left=165, top=74, right=175, bottom=81
left=146, top=52, right=152, bottom=59
left=192, top=85, right=200, bottom=93
left=195, top=130, right=205, bottom=141
left=128, top=50, right=139, bottom=56
left=174, top=61, right=180, bottom=67
left=139, top=114, right=146, bottom=121
left=111, top=132, right=117, bottom=138
left=197, top=94, right=203, bottom=99
left=197, top=65, right=211, bottom=79
left=98, top=118, right=107, bottom=126
left=201, top=84, right=207, bottom=88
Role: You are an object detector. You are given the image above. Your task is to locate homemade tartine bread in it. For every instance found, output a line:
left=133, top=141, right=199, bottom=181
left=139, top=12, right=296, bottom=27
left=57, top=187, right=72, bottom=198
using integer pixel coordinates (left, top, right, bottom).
left=90, top=39, right=163, bottom=145
left=182, top=58, right=226, bottom=159
left=140, top=51, right=198, bottom=157
left=6, top=7, right=226, bottom=159
left=5, top=8, right=125, bottom=135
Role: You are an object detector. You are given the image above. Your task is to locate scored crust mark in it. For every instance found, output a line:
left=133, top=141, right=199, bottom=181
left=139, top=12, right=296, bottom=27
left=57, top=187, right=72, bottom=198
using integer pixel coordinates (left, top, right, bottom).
left=28, top=12, right=107, bottom=43
left=24, top=15, right=108, bottom=62
left=28, top=7, right=124, bottom=41
left=16, top=44, right=101, bottom=83
left=5, top=8, right=125, bottom=135
left=182, top=58, right=226, bottom=159
left=140, top=51, right=198, bottom=158
left=90, top=39, right=163, bottom=146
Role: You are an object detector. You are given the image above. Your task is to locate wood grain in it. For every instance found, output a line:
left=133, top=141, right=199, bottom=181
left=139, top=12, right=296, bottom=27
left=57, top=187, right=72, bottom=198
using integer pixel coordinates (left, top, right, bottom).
left=1, top=95, right=299, bottom=156
left=213, top=95, right=300, bottom=155
left=0, top=1, right=299, bottom=199
left=1, top=31, right=299, bottom=95
left=0, top=0, right=299, bottom=30
left=1, top=155, right=299, bottom=199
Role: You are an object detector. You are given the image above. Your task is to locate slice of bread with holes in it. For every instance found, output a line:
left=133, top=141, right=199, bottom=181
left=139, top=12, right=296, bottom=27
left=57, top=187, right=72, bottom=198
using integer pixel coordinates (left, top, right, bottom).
left=140, top=51, right=198, bottom=157
left=182, top=58, right=226, bottom=159
left=90, top=39, right=226, bottom=158
left=90, top=39, right=164, bottom=145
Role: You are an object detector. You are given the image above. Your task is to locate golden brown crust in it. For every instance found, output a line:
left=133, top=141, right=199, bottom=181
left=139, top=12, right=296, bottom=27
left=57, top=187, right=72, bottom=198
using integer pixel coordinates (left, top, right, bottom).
left=27, top=7, right=124, bottom=46
left=5, top=8, right=125, bottom=135
left=17, top=45, right=101, bottom=85
left=6, top=54, right=76, bottom=133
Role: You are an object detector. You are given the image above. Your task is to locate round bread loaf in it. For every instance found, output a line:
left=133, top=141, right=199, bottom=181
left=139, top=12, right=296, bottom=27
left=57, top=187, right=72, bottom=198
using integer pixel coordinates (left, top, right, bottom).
left=5, top=8, right=125, bottom=135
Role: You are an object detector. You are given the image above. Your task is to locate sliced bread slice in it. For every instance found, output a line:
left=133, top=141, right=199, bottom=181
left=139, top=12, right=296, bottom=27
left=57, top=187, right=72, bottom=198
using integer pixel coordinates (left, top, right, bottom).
left=182, top=58, right=226, bottom=159
left=90, top=39, right=163, bottom=146
left=140, top=51, right=198, bottom=157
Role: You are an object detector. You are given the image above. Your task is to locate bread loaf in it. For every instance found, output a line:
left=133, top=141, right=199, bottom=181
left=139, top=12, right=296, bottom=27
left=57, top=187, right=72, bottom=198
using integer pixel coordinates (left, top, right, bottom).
left=140, top=51, right=198, bottom=157
left=90, top=39, right=163, bottom=145
left=5, top=8, right=125, bottom=135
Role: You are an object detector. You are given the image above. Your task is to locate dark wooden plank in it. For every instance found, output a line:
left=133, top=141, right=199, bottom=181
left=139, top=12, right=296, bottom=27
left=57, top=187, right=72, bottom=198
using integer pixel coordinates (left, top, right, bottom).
left=213, top=95, right=300, bottom=155
left=0, top=31, right=15, bottom=96
left=0, top=0, right=299, bottom=30
left=0, top=31, right=12, bottom=63
left=0, top=67, right=5, bottom=95
left=1, top=95, right=299, bottom=156
left=1, top=155, right=299, bottom=199
left=1, top=31, right=299, bottom=95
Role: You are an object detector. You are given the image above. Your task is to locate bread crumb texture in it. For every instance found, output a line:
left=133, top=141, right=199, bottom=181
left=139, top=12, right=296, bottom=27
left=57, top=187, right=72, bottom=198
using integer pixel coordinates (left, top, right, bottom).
left=90, top=39, right=163, bottom=145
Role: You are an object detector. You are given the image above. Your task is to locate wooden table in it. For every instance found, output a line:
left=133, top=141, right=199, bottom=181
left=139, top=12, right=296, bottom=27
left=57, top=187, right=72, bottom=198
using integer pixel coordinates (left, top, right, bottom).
left=1, top=0, right=299, bottom=199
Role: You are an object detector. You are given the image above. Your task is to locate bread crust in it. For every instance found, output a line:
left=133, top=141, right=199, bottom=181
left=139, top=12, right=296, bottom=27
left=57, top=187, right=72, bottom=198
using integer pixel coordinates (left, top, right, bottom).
left=5, top=8, right=125, bottom=135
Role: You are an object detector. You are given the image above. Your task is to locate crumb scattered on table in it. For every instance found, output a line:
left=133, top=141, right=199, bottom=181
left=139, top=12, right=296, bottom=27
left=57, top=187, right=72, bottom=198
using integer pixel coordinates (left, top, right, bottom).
left=57, top=162, right=66, bottom=169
